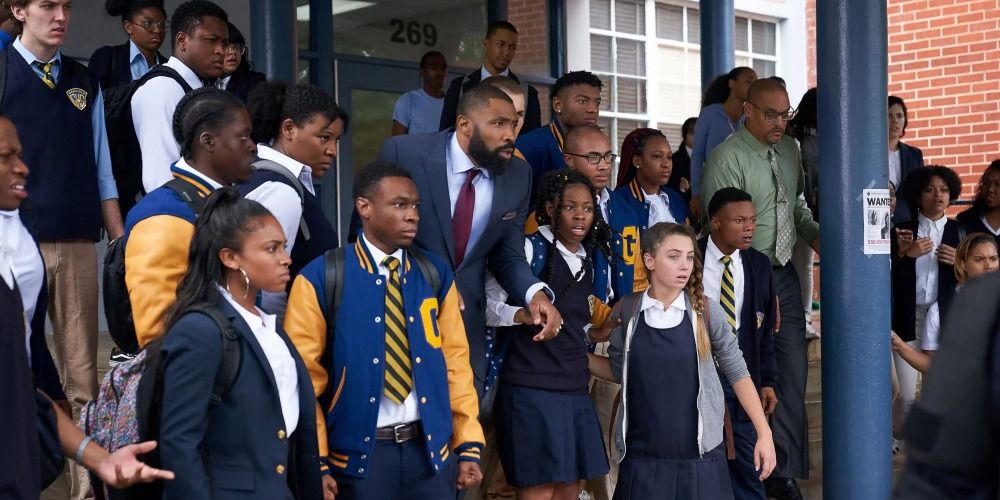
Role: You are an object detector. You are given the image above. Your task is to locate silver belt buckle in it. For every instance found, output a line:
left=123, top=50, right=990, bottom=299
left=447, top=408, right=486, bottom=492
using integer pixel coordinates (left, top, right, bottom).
left=392, top=423, right=407, bottom=443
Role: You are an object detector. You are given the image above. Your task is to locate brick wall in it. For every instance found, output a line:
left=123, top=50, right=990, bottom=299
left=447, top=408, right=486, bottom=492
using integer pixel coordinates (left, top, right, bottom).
left=804, top=0, right=1000, bottom=203
left=508, top=0, right=552, bottom=123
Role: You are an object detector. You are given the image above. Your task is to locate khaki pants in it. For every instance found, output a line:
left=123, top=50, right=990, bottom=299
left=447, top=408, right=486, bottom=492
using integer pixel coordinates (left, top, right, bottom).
left=40, top=241, right=99, bottom=500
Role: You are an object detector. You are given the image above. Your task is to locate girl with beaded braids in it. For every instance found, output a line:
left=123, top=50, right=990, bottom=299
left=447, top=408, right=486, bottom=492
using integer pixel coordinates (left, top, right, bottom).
left=238, top=81, right=347, bottom=319
left=490, top=169, right=614, bottom=499
left=123, top=87, right=256, bottom=349
left=615, top=128, right=689, bottom=229
left=592, top=222, right=776, bottom=500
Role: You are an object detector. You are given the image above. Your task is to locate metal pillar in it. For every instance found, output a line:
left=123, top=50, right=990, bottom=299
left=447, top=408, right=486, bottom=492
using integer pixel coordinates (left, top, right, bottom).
left=817, top=0, right=892, bottom=498
left=548, top=0, right=566, bottom=78
left=250, top=0, right=296, bottom=82
left=311, top=0, right=334, bottom=93
left=699, top=0, right=734, bottom=89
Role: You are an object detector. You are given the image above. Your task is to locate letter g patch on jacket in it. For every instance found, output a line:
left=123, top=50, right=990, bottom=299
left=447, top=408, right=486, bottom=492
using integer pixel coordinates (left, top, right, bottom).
left=621, top=226, right=639, bottom=265
left=420, top=298, right=442, bottom=348
left=66, top=88, right=88, bottom=111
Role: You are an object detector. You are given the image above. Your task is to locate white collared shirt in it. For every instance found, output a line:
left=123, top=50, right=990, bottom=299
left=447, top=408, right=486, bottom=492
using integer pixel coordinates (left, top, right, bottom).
left=639, top=289, right=687, bottom=329
left=362, top=234, right=421, bottom=427
left=480, top=66, right=510, bottom=81
left=245, top=145, right=315, bottom=253
left=173, top=157, right=223, bottom=190
left=686, top=145, right=693, bottom=158
left=598, top=188, right=611, bottom=223
left=702, top=236, right=744, bottom=331
left=127, top=40, right=153, bottom=81
left=218, top=287, right=300, bottom=435
left=981, top=215, right=1000, bottom=236
left=888, top=148, right=902, bottom=189
left=644, top=188, right=676, bottom=226
left=132, top=57, right=206, bottom=193
left=0, top=210, right=44, bottom=359
left=915, top=213, right=948, bottom=305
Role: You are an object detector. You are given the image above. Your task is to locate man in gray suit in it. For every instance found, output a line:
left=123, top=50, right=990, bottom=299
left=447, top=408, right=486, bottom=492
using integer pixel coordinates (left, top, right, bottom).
left=378, top=84, right=561, bottom=393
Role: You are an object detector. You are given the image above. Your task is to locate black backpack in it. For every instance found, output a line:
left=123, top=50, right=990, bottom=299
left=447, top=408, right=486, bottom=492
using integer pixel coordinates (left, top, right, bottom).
left=103, top=178, right=209, bottom=354
left=103, top=65, right=193, bottom=215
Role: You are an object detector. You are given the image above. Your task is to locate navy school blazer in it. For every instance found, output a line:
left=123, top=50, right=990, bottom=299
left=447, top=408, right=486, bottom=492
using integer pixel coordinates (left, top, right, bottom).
left=159, top=298, right=322, bottom=500
left=697, top=236, right=778, bottom=395
left=890, top=218, right=962, bottom=343
left=893, top=142, right=925, bottom=223
left=377, top=130, right=541, bottom=392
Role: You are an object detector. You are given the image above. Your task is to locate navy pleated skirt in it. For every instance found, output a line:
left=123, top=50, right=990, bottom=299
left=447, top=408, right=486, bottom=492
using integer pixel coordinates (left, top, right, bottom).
left=495, top=383, right=609, bottom=487
left=613, top=443, right=733, bottom=500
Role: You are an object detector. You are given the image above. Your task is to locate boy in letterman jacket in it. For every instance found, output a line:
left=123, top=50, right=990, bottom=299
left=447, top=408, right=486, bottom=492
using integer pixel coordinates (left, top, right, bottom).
left=285, top=161, right=484, bottom=500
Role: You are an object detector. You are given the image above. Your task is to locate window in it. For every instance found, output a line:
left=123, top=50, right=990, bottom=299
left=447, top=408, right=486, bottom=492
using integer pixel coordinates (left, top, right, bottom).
left=589, top=1, right=780, bottom=185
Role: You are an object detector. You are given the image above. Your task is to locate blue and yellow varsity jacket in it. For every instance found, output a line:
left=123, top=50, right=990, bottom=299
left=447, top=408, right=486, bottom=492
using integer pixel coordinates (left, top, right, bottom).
left=284, top=236, right=484, bottom=478
left=515, top=120, right=567, bottom=206
left=614, top=178, right=690, bottom=230
left=606, top=189, right=649, bottom=298
left=124, top=165, right=213, bottom=348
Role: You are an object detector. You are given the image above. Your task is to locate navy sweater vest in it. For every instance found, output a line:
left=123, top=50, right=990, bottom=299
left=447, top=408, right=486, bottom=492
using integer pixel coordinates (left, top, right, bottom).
left=2, top=51, right=100, bottom=241
left=238, top=170, right=339, bottom=279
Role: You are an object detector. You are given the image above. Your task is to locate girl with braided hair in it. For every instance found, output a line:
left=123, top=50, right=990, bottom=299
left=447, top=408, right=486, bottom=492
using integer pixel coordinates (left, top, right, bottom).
left=594, top=222, right=776, bottom=499
left=491, top=169, right=615, bottom=499
left=615, top=128, right=689, bottom=229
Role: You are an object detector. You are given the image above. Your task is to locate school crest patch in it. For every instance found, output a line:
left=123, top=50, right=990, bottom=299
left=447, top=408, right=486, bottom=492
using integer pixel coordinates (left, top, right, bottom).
left=756, top=311, right=765, bottom=330
left=66, top=88, right=88, bottom=111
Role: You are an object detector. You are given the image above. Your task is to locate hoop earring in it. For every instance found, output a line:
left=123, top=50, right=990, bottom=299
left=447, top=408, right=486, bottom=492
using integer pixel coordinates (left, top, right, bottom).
left=240, top=268, right=250, bottom=300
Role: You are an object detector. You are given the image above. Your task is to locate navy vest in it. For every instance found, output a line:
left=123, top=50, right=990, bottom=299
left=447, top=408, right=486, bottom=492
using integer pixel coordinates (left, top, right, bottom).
left=1, top=50, right=100, bottom=241
left=238, top=169, right=339, bottom=280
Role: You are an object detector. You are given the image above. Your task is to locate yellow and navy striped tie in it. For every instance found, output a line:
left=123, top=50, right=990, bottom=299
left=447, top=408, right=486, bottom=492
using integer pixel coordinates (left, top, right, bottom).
left=382, top=256, right=412, bottom=404
left=720, top=255, right=738, bottom=331
left=33, top=61, right=56, bottom=89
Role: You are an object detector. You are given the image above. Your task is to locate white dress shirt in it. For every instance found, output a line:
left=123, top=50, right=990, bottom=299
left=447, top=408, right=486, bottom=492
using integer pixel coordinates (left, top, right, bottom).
left=598, top=188, right=611, bottom=223
left=446, top=133, right=547, bottom=305
left=915, top=213, right=948, bottom=305
left=639, top=289, right=687, bottom=329
left=173, top=157, right=223, bottom=190
left=0, top=210, right=44, bottom=359
left=362, top=234, right=421, bottom=426
left=981, top=215, right=1000, bottom=236
left=480, top=66, right=510, bottom=81
left=485, top=226, right=612, bottom=327
left=219, top=287, right=300, bottom=435
left=921, top=301, right=941, bottom=351
left=645, top=188, right=677, bottom=226
left=702, top=236, right=744, bottom=331
left=888, top=148, right=902, bottom=189
left=132, top=57, right=205, bottom=193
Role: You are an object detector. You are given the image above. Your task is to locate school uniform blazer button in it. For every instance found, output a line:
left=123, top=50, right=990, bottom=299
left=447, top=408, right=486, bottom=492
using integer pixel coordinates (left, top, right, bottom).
left=369, top=397, right=377, bottom=404
left=275, top=465, right=286, bottom=475
left=364, top=436, right=371, bottom=443
left=372, top=357, right=380, bottom=364
left=415, top=356, right=422, bottom=364
left=430, top=451, right=435, bottom=458
left=361, top=454, right=367, bottom=460
left=408, top=316, right=415, bottom=323
left=277, top=429, right=286, bottom=439
left=426, top=434, right=432, bottom=441
left=376, top=278, right=383, bottom=285
left=358, top=468, right=365, bottom=474
left=420, top=396, right=427, bottom=404
left=375, top=317, right=381, bottom=323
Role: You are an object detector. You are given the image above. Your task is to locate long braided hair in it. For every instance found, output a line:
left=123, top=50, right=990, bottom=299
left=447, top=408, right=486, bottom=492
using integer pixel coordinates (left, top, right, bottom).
left=640, top=222, right=711, bottom=359
left=534, top=170, right=613, bottom=288
left=617, top=128, right=667, bottom=188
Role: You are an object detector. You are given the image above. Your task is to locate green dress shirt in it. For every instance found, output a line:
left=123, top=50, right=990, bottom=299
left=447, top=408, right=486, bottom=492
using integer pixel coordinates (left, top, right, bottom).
left=701, top=126, right=819, bottom=266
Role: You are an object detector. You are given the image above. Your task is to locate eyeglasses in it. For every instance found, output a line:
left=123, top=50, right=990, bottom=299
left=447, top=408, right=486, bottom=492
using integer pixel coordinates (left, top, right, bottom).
left=132, top=19, right=169, bottom=31
left=225, top=42, right=248, bottom=56
left=565, top=152, right=617, bottom=165
left=748, top=102, right=795, bottom=123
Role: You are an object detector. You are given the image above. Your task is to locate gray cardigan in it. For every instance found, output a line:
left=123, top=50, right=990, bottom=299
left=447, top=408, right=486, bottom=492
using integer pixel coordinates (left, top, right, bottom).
left=608, top=291, right=750, bottom=461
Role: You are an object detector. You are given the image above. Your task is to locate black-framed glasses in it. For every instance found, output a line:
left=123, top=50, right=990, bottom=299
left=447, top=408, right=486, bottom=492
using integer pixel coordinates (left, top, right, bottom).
left=748, top=102, right=795, bottom=123
left=132, top=19, right=169, bottom=31
left=225, top=42, right=248, bottom=56
left=565, top=152, right=617, bottom=165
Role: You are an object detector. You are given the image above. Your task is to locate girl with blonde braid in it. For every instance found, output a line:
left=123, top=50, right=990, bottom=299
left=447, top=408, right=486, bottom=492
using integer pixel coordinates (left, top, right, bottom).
left=591, top=222, right=775, bottom=499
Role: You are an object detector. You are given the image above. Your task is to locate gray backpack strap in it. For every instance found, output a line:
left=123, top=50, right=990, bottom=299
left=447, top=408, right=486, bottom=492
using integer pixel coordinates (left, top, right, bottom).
left=252, top=159, right=311, bottom=240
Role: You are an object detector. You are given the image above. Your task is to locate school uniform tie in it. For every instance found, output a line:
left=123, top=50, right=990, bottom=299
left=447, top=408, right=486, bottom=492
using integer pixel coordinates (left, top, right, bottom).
left=33, top=61, right=56, bottom=89
left=768, top=148, right=794, bottom=265
left=719, top=255, right=738, bottom=331
left=453, top=169, right=479, bottom=266
left=382, top=256, right=412, bottom=404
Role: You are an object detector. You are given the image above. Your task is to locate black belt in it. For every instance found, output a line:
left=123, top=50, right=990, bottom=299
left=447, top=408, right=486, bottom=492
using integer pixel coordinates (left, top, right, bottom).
left=375, top=422, right=421, bottom=443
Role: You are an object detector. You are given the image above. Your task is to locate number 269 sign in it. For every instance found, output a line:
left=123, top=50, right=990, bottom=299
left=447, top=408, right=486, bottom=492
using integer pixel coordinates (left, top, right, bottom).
left=389, top=19, right=438, bottom=47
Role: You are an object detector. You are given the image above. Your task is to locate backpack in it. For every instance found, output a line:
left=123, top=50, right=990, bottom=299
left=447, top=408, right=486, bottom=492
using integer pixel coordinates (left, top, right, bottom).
left=251, top=159, right=311, bottom=240
left=103, top=178, right=210, bottom=354
left=103, top=65, right=193, bottom=214
left=81, top=306, right=241, bottom=500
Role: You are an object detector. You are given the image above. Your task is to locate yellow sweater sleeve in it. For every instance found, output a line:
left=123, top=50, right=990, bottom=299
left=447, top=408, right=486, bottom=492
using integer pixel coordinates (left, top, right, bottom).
left=125, top=215, right=194, bottom=348
left=438, top=283, right=486, bottom=457
left=284, top=275, right=331, bottom=459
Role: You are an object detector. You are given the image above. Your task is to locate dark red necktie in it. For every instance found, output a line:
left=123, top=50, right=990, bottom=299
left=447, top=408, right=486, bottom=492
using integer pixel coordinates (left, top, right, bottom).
left=453, top=169, right=479, bottom=265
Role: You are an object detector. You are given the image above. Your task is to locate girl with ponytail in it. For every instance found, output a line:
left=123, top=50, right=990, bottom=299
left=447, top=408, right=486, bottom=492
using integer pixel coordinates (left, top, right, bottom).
left=159, top=187, right=323, bottom=500
left=89, top=0, right=168, bottom=90
left=596, top=222, right=776, bottom=499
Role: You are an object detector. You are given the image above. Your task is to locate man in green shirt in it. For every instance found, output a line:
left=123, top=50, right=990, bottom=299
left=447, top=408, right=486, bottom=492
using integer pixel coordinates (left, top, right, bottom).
left=701, top=78, right=819, bottom=500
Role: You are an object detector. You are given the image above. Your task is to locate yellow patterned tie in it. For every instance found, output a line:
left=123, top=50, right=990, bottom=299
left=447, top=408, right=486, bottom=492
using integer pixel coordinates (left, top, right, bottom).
left=382, top=256, right=412, bottom=404
left=720, top=255, right=738, bottom=331
left=33, top=61, right=56, bottom=89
